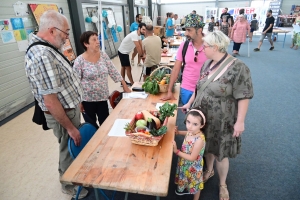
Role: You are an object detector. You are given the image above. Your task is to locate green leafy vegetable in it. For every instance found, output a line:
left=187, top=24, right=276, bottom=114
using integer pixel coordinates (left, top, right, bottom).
left=150, top=125, right=167, bottom=136
left=158, top=102, right=177, bottom=122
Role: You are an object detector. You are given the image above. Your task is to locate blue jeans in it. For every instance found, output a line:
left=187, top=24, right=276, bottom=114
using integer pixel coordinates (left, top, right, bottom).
left=180, top=88, right=193, bottom=105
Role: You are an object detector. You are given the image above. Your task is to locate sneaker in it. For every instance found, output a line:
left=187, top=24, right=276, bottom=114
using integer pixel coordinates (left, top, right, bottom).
left=253, top=48, right=260, bottom=52
left=131, top=60, right=134, bottom=66
left=137, top=63, right=143, bottom=67
left=269, top=46, right=274, bottom=51
left=175, top=188, right=190, bottom=195
left=62, top=185, right=88, bottom=199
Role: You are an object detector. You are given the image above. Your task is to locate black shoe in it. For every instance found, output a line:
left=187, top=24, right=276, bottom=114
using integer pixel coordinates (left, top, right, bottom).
left=269, top=46, right=274, bottom=51
left=175, top=188, right=190, bottom=195
left=253, top=48, right=260, bottom=52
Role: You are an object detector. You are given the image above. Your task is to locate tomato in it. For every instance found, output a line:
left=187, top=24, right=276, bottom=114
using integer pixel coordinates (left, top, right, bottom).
left=135, top=112, right=144, bottom=120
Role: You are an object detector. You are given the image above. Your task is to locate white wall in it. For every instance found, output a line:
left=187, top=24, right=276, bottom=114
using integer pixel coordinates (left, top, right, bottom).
left=0, top=0, right=75, bottom=122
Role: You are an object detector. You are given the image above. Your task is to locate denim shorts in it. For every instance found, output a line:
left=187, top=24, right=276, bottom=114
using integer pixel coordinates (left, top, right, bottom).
left=180, top=88, right=193, bottom=105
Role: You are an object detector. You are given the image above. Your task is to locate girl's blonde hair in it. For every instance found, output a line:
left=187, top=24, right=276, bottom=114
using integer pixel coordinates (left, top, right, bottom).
left=202, top=30, right=230, bottom=53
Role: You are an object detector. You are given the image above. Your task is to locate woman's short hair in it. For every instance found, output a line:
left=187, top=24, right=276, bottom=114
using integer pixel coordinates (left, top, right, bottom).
left=80, top=31, right=98, bottom=51
left=203, top=30, right=230, bottom=53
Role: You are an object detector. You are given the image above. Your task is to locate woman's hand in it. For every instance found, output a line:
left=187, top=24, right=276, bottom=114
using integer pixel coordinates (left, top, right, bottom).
left=79, top=103, right=85, bottom=113
left=180, top=104, right=190, bottom=114
left=233, top=121, right=244, bottom=137
left=172, top=141, right=178, bottom=152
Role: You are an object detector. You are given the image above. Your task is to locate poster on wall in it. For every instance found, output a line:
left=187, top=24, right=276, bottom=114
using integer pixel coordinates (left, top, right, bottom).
left=0, top=19, right=13, bottom=31
left=1, top=31, right=16, bottom=44
left=13, top=1, right=30, bottom=16
left=218, top=7, right=257, bottom=23
left=269, top=0, right=282, bottom=27
left=204, top=8, right=218, bottom=23
left=28, top=4, right=58, bottom=25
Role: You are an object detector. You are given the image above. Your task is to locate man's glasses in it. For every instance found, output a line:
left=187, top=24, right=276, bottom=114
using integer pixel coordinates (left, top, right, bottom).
left=194, top=51, right=199, bottom=62
left=54, top=27, right=69, bottom=36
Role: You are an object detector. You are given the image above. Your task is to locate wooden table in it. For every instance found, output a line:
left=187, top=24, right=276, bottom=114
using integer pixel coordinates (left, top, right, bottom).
left=160, top=48, right=178, bottom=67
left=272, top=29, right=290, bottom=48
left=61, top=83, right=180, bottom=199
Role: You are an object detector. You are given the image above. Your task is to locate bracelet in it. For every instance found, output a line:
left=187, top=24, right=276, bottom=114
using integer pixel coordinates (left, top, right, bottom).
left=176, top=149, right=180, bottom=155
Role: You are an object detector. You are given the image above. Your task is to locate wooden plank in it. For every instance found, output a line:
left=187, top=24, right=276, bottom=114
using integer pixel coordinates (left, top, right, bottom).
left=61, top=83, right=180, bottom=197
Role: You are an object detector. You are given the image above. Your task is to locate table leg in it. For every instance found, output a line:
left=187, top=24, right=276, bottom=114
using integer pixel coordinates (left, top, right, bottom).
left=156, top=196, right=160, bottom=200
left=283, top=33, right=286, bottom=48
left=94, top=188, right=100, bottom=200
left=124, top=192, right=129, bottom=200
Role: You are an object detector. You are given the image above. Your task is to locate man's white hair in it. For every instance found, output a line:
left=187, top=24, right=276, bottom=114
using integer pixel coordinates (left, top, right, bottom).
left=203, top=30, right=230, bottom=53
left=39, top=10, right=67, bottom=32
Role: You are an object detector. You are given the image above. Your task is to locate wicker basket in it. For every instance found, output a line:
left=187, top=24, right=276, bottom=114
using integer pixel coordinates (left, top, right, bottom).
left=125, top=113, right=169, bottom=146
left=150, top=66, right=172, bottom=93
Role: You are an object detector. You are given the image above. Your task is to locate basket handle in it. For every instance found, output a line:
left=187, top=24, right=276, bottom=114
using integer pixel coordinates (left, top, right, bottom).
left=150, top=66, right=173, bottom=77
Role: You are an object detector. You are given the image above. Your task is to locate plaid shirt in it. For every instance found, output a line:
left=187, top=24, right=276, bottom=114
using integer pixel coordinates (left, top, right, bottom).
left=25, top=35, right=83, bottom=111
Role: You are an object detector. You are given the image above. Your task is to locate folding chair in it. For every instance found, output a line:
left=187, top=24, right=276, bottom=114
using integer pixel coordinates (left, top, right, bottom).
left=68, top=123, right=116, bottom=200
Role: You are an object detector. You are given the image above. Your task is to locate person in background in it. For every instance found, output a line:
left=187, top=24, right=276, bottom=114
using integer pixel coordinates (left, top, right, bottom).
left=164, top=12, right=169, bottom=28
left=182, top=30, right=254, bottom=200
left=130, top=14, right=143, bottom=67
left=290, top=14, right=300, bottom=50
left=220, top=7, right=231, bottom=22
left=173, top=14, right=178, bottom=28
left=118, top=23, right=146, bottom=86
left=73, top=31, right=131, bottom=129
left=230, top=15, right=250, bottom=56
left=208, top=16, right=215, bottom=32
left=215, top=21, right=220, bottom=27
left=141, top=25, right=161, bottom=81
left=25, top=10, right=88, bottom=199
left=158, top=28, right=168, bottom=49
left=220, top=16, right=229, bottom=36
left=228, top=17, right=233, bottom=37
left=249, top=13, right=258, bottom=42
left=254, top=9, right=275, bottom=52
left=192, top=10, right=197, bottom=15
left=161, top=14, right=207, bottom=105
left=166, top=12, right=175, bottom=37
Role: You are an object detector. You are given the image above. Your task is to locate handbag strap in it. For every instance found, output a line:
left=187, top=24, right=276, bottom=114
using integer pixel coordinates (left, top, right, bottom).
left=195, top=56, right=235, bottom=99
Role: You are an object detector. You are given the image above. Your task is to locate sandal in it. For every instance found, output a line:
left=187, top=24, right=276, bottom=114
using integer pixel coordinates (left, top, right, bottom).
left=203, top=169, right=214, bottom=183
left=219, top=184, right=229, bottom=200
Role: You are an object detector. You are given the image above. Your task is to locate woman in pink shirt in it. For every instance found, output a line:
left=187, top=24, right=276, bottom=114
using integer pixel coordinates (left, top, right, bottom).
left=230, top=15, right=250, bottom=56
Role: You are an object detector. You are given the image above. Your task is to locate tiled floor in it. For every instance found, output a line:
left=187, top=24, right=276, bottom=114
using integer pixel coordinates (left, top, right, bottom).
left=0, top=54, right=144, bottom=200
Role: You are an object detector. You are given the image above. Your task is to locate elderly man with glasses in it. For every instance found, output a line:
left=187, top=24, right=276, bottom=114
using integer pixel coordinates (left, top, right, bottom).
left=161, top=14, right=207, bottom=105
left=25, top=10, right=88, bottom=199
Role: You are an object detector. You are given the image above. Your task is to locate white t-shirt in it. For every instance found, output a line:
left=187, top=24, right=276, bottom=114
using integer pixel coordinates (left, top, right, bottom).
left=118, top=31, right=141, bottom=54
left=172, top=18, right=175, bottom=26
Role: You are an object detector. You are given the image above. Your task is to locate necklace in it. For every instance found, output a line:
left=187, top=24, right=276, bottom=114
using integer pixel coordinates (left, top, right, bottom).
left=188, top=131, right=201, bottom=136
left=199, top=52, right=228, bottom=80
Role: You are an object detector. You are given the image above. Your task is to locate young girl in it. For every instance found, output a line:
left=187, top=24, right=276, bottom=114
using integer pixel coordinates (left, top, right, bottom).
left=173, top=108, right=206, bottom=200
left=220, top=16, right=229, bottom=36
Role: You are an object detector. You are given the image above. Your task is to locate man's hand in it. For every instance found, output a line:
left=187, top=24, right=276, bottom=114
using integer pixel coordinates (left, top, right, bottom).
left=262, top=31, right=267, bottom=34
left=68, top=128, right=81, bottom=146
left=160, top=91, right=176, bottom=101
left=79, top=103, right=85, bottom=113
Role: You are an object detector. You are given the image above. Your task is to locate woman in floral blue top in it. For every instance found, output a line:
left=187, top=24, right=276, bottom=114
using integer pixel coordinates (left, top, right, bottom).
left=73, top=31, right=131, bottom=128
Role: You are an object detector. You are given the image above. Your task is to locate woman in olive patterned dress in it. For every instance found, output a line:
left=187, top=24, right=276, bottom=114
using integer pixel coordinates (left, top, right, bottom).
left=182, top=30, right=254, bottom=200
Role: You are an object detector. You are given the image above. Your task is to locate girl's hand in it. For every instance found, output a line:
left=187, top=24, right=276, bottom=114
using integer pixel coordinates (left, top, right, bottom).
left=174, top=126, right=178, bottom=135
left=172, top=141, right=177, bottom=152
left=233, top=121, right=244, bottom=137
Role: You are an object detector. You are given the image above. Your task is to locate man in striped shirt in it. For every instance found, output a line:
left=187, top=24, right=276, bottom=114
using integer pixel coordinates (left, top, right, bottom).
left=25, top=10, right=87, bottom=199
